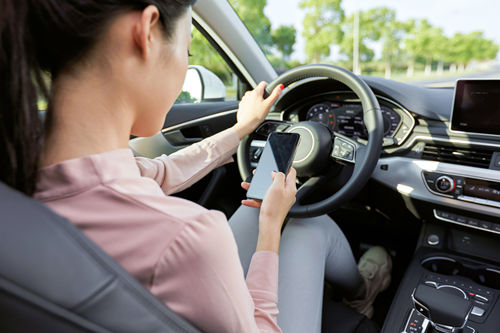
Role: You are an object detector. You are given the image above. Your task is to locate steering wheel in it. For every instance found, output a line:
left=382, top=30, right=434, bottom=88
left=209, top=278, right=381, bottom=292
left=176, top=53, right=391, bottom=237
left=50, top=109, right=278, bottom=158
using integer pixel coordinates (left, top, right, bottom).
left=237, top=64, right=384, bottom=218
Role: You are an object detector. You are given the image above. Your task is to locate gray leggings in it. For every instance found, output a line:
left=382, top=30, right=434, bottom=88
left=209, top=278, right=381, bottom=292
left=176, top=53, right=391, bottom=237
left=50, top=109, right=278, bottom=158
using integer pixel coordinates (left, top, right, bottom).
left=229, top=206, right=363, bottom=333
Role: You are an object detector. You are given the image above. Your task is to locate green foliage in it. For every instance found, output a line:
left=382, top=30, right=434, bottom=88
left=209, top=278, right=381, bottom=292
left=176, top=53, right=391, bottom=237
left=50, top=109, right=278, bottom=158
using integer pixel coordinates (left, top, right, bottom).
left=340, top=7, right=397, bottom=66
left=229, top=0, right=272, bottom=52
left=175, top=91, right=197, bottom=104
left=446, top=32, right=498, bottom=65
left=189, top=28, right=233, bottom=85
left=404, top=19, right=445, bottom=62
left=299, top=0, right=344, bottom=63
left=271, top=25, right=297, bottom=59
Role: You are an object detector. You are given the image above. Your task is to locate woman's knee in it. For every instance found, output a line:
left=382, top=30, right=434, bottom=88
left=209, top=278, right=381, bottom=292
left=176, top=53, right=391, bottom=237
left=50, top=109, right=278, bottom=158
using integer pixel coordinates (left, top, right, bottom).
left=285, top=214, right=343, bottom=245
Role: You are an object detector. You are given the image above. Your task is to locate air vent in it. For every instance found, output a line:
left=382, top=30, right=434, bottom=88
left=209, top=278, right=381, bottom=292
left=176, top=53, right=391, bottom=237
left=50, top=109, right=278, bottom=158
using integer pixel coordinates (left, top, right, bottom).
left=422, top=143, right=494, bottom=168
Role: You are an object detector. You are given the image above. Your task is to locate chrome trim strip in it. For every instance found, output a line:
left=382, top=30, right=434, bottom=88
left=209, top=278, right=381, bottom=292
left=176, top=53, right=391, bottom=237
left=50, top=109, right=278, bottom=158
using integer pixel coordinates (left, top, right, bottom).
left=161, top=109, right=237, bottom=133
left=421, top=256, right=456, bottom=264
left=288, top=126, right=315, bottom=163
left=433, top=209, right=500, bottom=236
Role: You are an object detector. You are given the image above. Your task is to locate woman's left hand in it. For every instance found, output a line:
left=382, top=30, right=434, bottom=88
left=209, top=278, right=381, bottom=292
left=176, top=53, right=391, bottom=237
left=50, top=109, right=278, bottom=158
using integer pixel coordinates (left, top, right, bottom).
left=232, top=81, right=284, bottom=139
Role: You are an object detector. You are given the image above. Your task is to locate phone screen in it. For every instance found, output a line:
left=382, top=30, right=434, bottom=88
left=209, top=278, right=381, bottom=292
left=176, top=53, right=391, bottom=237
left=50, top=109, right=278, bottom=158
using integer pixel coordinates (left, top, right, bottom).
left=246, top=132, right=300, bottom=200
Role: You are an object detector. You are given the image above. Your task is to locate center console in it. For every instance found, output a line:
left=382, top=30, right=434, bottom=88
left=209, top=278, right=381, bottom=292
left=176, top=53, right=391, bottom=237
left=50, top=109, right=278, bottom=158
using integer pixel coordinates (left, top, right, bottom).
left=381, top=223, right=500, bottom=333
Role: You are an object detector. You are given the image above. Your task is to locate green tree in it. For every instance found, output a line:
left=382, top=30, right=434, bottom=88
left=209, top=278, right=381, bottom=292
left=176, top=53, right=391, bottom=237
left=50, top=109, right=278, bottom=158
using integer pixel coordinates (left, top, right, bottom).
left=340, top=7, right=394, bottom=74
left=271, top=25, right=297, bottom=60
left=189, top=28, right=233, bottom=84
left=377, top=10, right=406, bottom=78
left=299, top=0, right=344, bottom=63
left=403, top=19, right=443, bottom=76
left=446, top=32, right=498, bottom=71
left=229, top=0, right=272, bottom=52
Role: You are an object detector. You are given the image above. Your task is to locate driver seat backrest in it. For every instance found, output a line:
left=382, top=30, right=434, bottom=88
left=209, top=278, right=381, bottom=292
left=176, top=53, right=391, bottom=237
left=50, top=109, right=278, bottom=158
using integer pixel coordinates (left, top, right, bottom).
left=0, top=182, right=203, bottom=333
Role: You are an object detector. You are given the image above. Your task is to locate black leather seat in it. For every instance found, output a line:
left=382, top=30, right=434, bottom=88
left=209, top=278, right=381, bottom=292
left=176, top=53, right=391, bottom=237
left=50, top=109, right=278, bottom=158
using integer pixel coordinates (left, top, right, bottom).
left=0, top=182, right=202, bottom=333
left=0, top=182, right=378, bottom=333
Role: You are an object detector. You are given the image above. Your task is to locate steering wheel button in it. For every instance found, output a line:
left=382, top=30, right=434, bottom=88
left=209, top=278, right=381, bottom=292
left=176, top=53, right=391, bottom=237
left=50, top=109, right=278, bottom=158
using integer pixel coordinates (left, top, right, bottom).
left=333, top=145, right=340, bottom=157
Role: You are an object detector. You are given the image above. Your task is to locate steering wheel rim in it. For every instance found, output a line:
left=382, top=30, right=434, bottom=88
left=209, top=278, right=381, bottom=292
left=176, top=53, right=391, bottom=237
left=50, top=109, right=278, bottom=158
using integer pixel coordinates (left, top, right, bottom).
left=237, top=64, right=384, bottom=218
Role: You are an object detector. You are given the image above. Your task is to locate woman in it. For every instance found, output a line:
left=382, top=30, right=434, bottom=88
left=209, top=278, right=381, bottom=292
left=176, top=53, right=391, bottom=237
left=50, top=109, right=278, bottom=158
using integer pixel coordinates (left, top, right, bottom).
left=0, top=1, right=391, bottom=332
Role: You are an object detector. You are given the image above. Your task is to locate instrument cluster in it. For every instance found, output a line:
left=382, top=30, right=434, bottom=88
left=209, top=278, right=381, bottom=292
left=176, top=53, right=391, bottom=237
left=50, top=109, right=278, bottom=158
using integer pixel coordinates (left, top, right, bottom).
left=306, top=102, right=401, bottom=140
left=286, top=93, right=415, bottom=144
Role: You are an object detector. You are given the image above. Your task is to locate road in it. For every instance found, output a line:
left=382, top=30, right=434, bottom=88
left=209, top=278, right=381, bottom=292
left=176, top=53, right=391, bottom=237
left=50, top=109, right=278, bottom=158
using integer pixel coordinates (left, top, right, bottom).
left=410, top=64, right=500, bottom=87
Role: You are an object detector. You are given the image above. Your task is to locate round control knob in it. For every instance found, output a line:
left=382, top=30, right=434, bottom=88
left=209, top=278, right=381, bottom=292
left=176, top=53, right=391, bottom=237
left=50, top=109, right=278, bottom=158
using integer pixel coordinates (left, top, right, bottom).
left=435, top=175, right=456, bottom=193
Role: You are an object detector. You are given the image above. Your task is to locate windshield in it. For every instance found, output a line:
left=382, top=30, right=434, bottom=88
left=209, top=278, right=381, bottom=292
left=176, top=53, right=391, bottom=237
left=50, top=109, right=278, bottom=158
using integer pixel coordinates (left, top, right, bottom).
left=229, top=0, right=500, bottom=88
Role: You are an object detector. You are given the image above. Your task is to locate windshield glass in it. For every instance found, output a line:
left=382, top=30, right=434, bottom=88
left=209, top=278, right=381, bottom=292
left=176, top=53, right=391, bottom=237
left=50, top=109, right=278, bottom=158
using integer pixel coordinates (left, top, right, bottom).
left=229, top=0, right=500, bottom=88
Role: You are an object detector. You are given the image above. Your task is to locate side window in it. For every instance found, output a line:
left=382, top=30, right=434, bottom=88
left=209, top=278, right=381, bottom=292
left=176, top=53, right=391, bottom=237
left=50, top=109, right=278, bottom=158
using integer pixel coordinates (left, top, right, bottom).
left=175, top=26, right=238, bottom=104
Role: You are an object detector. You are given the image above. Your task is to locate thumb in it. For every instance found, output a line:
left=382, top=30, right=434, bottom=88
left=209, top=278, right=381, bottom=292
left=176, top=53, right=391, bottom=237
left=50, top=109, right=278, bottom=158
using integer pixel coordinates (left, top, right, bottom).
left=265, top=84, right=284, bottom=107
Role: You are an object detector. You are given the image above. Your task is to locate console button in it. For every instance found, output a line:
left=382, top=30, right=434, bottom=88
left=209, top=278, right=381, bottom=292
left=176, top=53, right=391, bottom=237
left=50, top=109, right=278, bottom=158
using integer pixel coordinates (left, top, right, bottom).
left=474, top=294, right=489, bottom=303
left=479, top=221, right=491, bottom=230
left=471, top=306, right=485, bottom=317
left=493, top=224, right=500, bottom=233
left=467, top=218, right=480, bottom=227
left=427, top=234, right=440, bottom=246
left=437, top=210, right=457, bottom=221
left=457, top=216, right=467, bottom=224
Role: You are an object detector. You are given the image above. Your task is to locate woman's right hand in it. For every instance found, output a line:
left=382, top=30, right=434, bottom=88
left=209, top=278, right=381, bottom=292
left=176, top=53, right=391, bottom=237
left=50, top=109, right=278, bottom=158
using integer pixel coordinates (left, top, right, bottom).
left=257, top=169, right=297, bottom=250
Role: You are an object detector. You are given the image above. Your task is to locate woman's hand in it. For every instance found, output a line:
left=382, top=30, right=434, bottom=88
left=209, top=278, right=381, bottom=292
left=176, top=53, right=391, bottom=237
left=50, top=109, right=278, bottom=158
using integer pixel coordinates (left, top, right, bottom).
left=258, top=168, right=297, bottom=233
left=241, top=168, right=296, bottom=253
left=232, top=82, right=284, bottom=139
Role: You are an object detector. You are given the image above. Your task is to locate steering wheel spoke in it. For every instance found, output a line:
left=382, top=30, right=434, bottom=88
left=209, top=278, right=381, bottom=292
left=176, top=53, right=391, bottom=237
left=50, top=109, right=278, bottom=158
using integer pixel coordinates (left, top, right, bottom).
left=295, top=176, right=324, bottom=203
left=255, top=120, right=292, bottom=137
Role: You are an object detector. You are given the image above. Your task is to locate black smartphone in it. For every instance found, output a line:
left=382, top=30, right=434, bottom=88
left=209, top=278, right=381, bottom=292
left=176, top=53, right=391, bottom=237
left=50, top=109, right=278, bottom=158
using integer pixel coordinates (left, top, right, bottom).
left=246, top=132, right=300, bottom=201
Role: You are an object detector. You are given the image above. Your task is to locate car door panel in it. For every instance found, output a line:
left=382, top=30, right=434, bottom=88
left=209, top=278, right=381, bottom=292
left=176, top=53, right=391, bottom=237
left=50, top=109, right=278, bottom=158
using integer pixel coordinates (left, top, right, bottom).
left=129, top=101, right=242, bottom=213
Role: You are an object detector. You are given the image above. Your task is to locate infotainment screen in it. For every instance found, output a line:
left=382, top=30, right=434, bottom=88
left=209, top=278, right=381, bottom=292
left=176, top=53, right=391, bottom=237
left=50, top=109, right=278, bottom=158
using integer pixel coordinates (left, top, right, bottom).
left=451, top=80, right=500, bottom=136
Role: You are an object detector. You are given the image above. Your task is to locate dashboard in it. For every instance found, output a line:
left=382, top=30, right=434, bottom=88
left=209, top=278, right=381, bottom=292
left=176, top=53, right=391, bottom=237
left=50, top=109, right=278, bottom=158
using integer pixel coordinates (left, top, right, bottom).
left=253, top=77, right=500, bottom=230
left=284, top=92, right=415, bottom=146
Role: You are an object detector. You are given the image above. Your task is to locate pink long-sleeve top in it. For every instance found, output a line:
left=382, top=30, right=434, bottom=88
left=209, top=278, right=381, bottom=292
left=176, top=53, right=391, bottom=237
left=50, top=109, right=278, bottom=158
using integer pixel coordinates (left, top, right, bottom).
left=34, top=128, right=282, bottom=333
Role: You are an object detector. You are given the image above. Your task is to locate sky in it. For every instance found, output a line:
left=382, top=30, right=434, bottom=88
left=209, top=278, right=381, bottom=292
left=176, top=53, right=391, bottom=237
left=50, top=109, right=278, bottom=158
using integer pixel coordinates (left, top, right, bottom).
left=264, top=0, right=500, bottom=62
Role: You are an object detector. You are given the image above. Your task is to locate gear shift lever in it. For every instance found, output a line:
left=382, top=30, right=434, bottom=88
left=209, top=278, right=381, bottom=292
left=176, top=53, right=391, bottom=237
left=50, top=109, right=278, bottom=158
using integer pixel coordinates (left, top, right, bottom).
left=411, top=284, right=474, bottom=333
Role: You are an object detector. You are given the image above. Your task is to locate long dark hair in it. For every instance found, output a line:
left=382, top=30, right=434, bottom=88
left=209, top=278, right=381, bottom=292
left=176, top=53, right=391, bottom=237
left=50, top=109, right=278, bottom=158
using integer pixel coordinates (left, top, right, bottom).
left=0, top=0, right=195, bottom=195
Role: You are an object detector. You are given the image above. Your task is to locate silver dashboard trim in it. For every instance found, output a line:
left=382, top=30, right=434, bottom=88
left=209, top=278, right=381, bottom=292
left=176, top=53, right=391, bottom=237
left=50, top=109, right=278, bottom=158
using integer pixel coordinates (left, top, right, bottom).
left=372, top=157, right=500, bottom=219
left=407, top=135, right=500, bottom=150
left=161, top=109, right=238, bottom=133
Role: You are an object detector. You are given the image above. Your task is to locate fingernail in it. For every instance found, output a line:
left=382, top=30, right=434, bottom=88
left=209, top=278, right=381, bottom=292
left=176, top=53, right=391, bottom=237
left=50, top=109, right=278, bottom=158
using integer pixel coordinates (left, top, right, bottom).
left=279, top=84, right=285, bottom=90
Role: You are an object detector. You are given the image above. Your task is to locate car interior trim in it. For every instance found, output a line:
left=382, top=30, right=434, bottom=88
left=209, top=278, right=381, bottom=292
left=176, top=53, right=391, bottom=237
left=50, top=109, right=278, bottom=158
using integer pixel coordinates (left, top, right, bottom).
left=406, top=135, right=500, bottom=150
left=433, top=209, right=500, bottom=236
left=372, top=157, right=500, bottom=218
left=161, top=109, right=238, bottom=134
